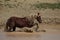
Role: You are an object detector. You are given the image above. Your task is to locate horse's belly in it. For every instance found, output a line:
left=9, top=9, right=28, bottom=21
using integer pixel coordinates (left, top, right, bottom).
left=15, top=23, right=33, bottom=28
left=15, top=19, right=34, bottom=28
left=15, top=22, right=28, bottom=28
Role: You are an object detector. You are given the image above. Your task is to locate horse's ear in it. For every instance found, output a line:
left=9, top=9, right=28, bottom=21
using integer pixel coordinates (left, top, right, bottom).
left=37, top=13, right=40, bottom=15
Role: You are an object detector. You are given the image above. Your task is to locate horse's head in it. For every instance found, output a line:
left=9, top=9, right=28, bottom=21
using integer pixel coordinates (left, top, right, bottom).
left=34, top=15, right=42, bottom=23
left=26, top=15, right=42, bottom=24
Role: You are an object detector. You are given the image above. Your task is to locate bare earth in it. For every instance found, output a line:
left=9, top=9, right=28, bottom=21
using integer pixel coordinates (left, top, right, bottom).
left=0, top=24, right=60, bottom=40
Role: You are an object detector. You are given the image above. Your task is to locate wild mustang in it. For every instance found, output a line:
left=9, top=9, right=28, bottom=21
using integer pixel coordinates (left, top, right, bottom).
left=5, top=15, right=42, bottom=32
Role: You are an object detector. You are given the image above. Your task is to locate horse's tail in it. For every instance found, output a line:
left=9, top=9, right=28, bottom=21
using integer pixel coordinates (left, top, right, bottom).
left=4, top=23, right=8, bottom=32
left=4, top=19, right=10, bottom=32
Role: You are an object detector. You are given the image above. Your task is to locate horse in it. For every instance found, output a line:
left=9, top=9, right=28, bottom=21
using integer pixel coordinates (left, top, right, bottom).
left=4, top=15, right=42, bottom=32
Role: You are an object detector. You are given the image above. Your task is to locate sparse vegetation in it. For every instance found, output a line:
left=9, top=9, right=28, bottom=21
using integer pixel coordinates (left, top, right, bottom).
left=5, top=0, right=10, bottom=1
left=33, top=3, right=60, bottom=10
left=0, top=1, right=26, bottom=8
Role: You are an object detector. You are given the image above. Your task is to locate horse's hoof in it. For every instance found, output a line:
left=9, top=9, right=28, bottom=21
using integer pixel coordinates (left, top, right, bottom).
left=36, top=30, right=40, bottom=32
left=25, top=30, right=33, bottom=33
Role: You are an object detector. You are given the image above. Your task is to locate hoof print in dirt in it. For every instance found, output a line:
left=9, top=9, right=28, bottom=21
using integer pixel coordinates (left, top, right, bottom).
left=41, top=30, right=46, bottom=32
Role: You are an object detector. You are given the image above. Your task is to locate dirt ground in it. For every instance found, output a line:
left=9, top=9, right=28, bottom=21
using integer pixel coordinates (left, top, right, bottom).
left=0, top=24, right=60, bottom=40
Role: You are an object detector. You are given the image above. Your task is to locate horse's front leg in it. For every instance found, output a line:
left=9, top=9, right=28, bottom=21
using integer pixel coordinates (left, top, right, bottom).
left=13, top=27, right=16, bottom=31
left=34, top=23, right=39, bottom=32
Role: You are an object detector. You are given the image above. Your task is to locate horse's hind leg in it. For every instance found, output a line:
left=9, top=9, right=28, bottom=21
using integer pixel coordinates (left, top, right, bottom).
left=8, top=27, right=12, bottom=32
left=8, top=25, right=15, bottom=32
left=8, top=22, right=15, bottom=32
left=13, top=27, right=16, bottom=31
